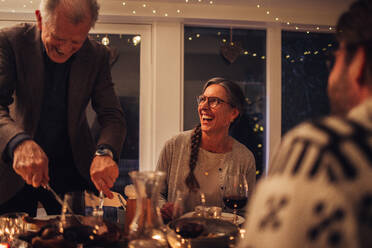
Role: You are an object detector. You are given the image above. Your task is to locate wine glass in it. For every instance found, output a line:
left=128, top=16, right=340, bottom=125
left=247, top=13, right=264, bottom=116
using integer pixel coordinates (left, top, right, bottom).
left=222, top=174, right=249, bottom=225
left=61, top=191, right=104, bottom=245
left=170, top=190, right=206, bottom=248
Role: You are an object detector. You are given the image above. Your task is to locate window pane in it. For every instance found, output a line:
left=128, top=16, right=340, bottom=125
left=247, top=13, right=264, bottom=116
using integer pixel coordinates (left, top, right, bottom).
left=282, top=31, right=336, bottom=135
left=184, top=26, right=266, bottom=177
left=89, top=34, right=140, bottom=192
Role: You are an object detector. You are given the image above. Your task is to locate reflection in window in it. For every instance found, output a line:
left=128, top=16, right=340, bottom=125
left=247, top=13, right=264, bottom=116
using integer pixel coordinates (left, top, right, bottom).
left=282, top=31, right=336, bottom=135
left=89, top=34, right=140, bottom=192
left=184, top=26, right=266, bottom=178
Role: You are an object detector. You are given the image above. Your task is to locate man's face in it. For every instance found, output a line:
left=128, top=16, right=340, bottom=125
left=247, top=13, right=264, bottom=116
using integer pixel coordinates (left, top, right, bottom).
left=36, top=6, right=91, bottom=63
left=328, top=42, right=360, bottom=116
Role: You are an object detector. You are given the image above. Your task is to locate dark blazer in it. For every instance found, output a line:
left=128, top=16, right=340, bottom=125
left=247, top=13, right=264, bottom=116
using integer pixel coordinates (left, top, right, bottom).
left=0, top=23, right=126, bottom=204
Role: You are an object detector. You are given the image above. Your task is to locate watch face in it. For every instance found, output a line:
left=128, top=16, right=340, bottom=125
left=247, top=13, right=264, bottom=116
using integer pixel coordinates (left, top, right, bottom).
left=95, top=148, right=113, bottom=158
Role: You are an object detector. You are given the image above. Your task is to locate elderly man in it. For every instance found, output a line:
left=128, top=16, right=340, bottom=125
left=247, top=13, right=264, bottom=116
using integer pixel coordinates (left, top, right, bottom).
left=239, top=0, right=372, bottom=247
left=0, top=0, right=126, bottom=216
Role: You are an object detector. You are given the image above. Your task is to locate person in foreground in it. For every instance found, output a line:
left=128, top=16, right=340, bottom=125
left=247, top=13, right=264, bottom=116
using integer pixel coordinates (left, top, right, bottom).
left=0, top=0, right=126, bottom=216
left=156, top=77, right=256, bottom=222
left=238, top=0, right=372, bottom=247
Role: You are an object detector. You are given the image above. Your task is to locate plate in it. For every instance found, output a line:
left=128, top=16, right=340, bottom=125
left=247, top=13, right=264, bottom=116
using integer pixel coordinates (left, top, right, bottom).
left=167, top=217, right=239, bottom=248
left=181, top=212, right=245, bottom=225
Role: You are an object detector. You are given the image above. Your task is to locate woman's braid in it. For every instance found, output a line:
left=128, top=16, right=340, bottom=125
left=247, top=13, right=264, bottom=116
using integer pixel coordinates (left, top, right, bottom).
left=185, top=124, right=202, bottom=192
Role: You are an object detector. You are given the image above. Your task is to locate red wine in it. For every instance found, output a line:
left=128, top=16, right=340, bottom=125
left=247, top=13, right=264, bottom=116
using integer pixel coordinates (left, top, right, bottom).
left=223, top=196, right=248, bottom=210
left=175, top=221, right=204, bottom=239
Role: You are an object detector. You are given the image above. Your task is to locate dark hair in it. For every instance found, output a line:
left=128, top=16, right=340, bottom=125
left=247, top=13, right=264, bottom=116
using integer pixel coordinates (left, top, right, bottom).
left=185, top=77, right=246, bottom=192
left=336, top=0, right=372, bottom=84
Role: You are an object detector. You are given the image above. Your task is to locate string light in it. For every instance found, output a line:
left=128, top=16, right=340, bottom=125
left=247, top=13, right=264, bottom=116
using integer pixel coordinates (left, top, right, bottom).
left=132, top=10, right=136, bottom=14
left=122, top=2, right=126, bottom=6
left=101, top=36, right=110, bottom=46
left=142, top=4, right=146, bottom=7
left=152, top=10, right=156, bottom=13
left=177, top=9, right=181, bottom=13
left=209, top=1, right=213, bottom=4
left=133, top=36, right=141, bottom=46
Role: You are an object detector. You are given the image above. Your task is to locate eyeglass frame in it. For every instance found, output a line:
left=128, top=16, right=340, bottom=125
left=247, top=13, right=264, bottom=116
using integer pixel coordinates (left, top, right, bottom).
left=196, top=95, right=233, bottom=109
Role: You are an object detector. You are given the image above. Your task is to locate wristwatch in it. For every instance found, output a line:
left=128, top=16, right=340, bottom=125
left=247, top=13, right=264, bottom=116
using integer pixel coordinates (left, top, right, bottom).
left=95, top=148, right=114, bottom=159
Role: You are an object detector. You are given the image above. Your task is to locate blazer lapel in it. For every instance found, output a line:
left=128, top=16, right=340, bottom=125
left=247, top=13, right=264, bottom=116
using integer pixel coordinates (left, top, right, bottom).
left=67, top=40, right=94, bottom=141
left=20, top=25, right=45, bottom=135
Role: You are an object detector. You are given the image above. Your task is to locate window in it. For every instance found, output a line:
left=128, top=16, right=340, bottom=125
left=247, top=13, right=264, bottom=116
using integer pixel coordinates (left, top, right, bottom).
left=282, top=31, right=336, bottom=134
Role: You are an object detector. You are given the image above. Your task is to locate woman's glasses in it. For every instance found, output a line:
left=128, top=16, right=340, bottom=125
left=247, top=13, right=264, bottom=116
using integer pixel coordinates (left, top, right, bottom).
left=196, top=95, right=231, bottom=109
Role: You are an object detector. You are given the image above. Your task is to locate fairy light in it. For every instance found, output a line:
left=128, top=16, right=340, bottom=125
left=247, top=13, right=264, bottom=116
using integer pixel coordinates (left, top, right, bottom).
left=275, top=17, right=279, bottom=21
left=257, top=4, right=260, bottom=8
left=142, top=4, right=146, bottom=7
left=164, top=13, right=168, bottom=16
left=122, top=2, right=126, bottom=6
left=152, top=10, right=156, bottom=13
left=266, top=10, right=270, bottom=14
left=244, top=51, right=249, bottom=55
left=102, top=36, right=110, bottom=46
left=177, top=9, right=181, bottom=13
left=133, top=36, right=141, bottom=46
left=210, top=1, right=213, bottom=4
left=196, top=33, right=200, bottom=38
left=132, top=10, right=136, bottom=14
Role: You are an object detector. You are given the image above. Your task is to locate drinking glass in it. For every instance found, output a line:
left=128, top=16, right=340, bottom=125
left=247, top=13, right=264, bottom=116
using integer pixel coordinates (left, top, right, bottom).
left=222, top=174, right=249, bottom=225
left=60, top=191, right=105, bottom=245
left=170, top=191, right=206, bottom=248
left=0, top=212, right=28, bottom=242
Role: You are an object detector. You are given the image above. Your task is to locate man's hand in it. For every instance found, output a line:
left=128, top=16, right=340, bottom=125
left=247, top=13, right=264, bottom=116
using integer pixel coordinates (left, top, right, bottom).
left=90, top=156, right=119, bottom=199
left=12, top=140, right=49, bottom=188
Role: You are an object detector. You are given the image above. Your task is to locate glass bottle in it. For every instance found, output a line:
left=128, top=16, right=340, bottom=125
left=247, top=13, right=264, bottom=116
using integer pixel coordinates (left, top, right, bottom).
left=128, top=171, right=168, bottom=248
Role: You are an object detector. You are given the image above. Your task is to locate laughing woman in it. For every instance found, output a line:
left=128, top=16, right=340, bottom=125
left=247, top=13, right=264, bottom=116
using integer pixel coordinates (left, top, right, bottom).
left=156, top=77, right=256, bottom=221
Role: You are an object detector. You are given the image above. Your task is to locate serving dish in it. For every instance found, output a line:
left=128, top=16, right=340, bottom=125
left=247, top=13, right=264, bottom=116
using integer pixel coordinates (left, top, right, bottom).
left=167, top=217, right=239, bottom=248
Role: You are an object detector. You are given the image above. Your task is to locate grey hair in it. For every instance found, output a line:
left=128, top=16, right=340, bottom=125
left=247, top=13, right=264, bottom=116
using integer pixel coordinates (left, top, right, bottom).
left=39, top=0, right=100, bottom=28
left=202, top=77, right=246, bottom=115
